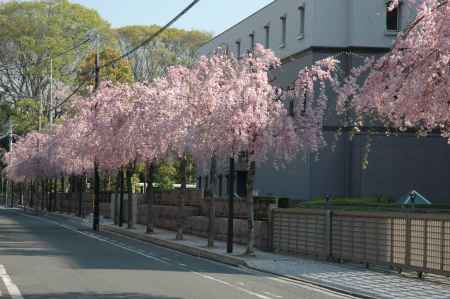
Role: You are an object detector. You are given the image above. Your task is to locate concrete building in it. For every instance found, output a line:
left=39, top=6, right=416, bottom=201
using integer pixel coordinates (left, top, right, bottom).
left=198, top=0, right=450, bottom=203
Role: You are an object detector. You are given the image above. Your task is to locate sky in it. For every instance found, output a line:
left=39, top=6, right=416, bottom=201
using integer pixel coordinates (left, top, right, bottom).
left=71, top=0, right=274, bottom=36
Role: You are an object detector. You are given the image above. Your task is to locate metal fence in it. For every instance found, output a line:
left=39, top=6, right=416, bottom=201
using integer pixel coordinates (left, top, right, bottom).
left=272, top=209, right=329, bottom=259
left=272, top=209, right=450, bottom=276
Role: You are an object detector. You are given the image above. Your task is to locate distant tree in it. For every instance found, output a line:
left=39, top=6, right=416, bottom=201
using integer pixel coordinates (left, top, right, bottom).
left=78, top=47, right=133, bottom=89
left=116, top=25, right=211, bottom=81
left=0, top=0, right=113, bottom=104
left=10, top=99, right=46, bottom=136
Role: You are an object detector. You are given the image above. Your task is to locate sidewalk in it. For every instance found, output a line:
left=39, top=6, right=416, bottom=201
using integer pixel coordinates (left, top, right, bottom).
left=102, top=222, right=450, bottom=299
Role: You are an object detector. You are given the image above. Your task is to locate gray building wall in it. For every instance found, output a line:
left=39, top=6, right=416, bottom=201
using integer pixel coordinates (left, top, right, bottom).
left=199, top=0, right=450, bottom=203
left=198, top=0, right=414, bottom=58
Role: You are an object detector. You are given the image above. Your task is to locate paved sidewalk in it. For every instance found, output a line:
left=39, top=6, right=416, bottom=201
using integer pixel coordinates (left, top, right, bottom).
left=102, top=223, right=450, bottom=299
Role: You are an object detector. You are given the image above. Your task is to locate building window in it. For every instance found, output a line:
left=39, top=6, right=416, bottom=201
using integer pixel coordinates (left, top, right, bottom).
left=288, top=100, right=295, bottom=117
left=264, top=24, right=270, bottom=48
left=298, top=5, right=305, bottom=39
left=249, top=32, right=255, bottom=51
left=197, top=176, right=202, bottom=191
left=236, top=171, right=247, bottom=197
left=218, top=174, right=223, bottom=197
left=236, top=40, right=241, bottom=58
left=280, top=15, right=287, bottom=48
left=386, top=1, right=400, bottom=32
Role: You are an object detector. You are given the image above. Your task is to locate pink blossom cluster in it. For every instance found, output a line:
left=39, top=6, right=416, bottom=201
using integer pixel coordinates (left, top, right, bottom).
left=3, top=44, right=340, bottom=182
left=336, top=0, right=450, bottom=141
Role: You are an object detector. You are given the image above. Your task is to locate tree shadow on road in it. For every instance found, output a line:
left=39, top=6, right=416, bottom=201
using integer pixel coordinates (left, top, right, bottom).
left=22, top=293, right=182, bottom=299
left=0, top=209, right=253, bottom=276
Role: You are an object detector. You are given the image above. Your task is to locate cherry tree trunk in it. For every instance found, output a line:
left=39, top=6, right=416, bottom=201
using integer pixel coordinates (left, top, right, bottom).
left=93, top=161, right=100, bottom=231
left=176, top=155, right=187, bottom=240
left=126, top=164, right=134, bottom=229
left=114, top=171, right=120, bottom=225
left=41, top=180, right=45, bottom=211
left=146, top=161, right=155, bottom=234
left=207, top=156, right=217, bottom=248
left=61, top=176, right=65, bottom=193
left=119, top=168, right=124, bottom=227
left=53, top=179, right=58, bottom=211
left=30, top=181, right=33, bottom=208
left=52, top=179, right=57, bottom=212
left=46, top=180, right=51, bottom=211
left=245, top=160, right=256, bottom=256
left=77, top=176, right=84, bottom=217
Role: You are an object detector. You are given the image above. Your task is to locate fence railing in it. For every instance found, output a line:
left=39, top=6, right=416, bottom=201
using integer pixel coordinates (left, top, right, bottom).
left=272, top=209, right=450, bottom=276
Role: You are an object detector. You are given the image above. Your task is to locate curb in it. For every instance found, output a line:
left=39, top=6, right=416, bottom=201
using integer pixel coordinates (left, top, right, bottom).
left=101, top=225, right=379, bottom=299
left=21, top=211, right=379, bottom=299
left=244, top=266, right=382, bottom=299
left=101, top=225, right=246, bottom=267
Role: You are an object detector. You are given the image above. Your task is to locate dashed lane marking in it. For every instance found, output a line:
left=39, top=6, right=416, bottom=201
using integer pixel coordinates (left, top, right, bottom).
left=200, top=274, right=274, bottom=299
left=264, top=291, right=283, bottom=298
left=18, top=212, right=281, bottom=299
left=19, top=212, right=170, bottom=265
left=0, top=264, right=24, bottom=299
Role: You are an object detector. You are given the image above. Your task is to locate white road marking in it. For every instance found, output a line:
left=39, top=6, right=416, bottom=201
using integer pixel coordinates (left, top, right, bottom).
left=19, top=213, right=170, bottom=265
left=200, top=274, right=274, bottom=299
left=264, top=291, right=283, bottom=298
left=20, top=212, right=281, bottom=299
left=17, top=211, right=355, bottom=299
left=0, top=264, right=24, bottom=299
left=0, top=247, right=48, bottom=250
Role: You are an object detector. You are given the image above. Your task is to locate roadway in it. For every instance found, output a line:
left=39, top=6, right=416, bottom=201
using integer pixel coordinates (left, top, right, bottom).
left=0, top=208, right=355, bottom=299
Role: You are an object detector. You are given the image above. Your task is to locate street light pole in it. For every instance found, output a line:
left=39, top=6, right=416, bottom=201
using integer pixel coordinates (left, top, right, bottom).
left=93, top=33, right=101, bottom=231
left=227, top=157, right=235, bottom=253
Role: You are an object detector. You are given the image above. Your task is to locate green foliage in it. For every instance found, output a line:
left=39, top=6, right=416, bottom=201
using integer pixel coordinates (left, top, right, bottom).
left=155, top=162, right=177, bottom=192
left=254, top=196, right=278, bottom=204
left=10, top=99, right=47, bottom=136
left=0, top=0, right=115, bottom=147
left=115, top=25, right=211, bottom=50
left=0, top=0, right=114, bottom=87
left=308, top=196, right=394, bottom=206
left=78, top=47, right=133, bottom=88
left=115, top=25, right=212, bottom=81
left=277, top=197, right=291, bottom=208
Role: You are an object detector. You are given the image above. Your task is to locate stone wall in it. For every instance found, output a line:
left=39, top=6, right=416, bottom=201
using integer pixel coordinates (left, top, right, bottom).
left=133, top=202, right=270, bottom=250
left=23, top=190, right=272, bottom=251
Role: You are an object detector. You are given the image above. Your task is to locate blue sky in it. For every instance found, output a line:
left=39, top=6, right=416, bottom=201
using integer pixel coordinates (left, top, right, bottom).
left=71, top=0, right=273, bottom=36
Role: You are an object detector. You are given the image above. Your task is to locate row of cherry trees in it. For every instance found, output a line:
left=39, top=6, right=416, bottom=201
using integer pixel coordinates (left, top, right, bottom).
left=4, top=0, right=448, bottom=254
left=3, top=44, right=339, bottom=254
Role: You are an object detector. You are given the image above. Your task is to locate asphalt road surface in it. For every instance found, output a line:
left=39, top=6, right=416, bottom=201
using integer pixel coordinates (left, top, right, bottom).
left=0, top=208, right=355, bottom=299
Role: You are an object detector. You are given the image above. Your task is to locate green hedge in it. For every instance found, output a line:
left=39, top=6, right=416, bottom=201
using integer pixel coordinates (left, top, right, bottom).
left=296, top=197, right=450, bottom=212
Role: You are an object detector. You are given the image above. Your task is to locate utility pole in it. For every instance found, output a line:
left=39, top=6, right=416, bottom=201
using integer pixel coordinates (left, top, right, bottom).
left=227, top=157, right=235, bottom=253
left=49, top=57, right=54, bottom=125
left=93, top=32, right=100, bottom=231
left=39, top=92, right=43, bottom=131
left=5, top=119, right=13, bottom=208
left=8, top=119, right=12, bottom=153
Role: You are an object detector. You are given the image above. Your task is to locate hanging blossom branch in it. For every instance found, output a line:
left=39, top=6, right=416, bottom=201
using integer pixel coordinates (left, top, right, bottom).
left=335, top=0, right=450, bottom=142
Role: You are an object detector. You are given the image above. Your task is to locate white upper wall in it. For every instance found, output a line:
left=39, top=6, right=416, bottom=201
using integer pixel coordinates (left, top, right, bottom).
left=198, top=0, right=415, bottom=59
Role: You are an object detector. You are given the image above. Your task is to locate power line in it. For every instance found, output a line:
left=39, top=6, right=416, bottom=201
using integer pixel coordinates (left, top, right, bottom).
left=50, top=0, right=200, bottom=112
left=3, top=1, right=201, bottom=132
left=0, top=37, right=92, bottom=73
left=98, top=0, right=200, bottom=72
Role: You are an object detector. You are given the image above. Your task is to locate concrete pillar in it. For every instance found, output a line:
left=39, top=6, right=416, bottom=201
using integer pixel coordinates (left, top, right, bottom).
left=325, top=210, right=333, bottom=260
left=110, top=195, right=116, bottom=223
left=132, top=195, right=137, bottom=227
